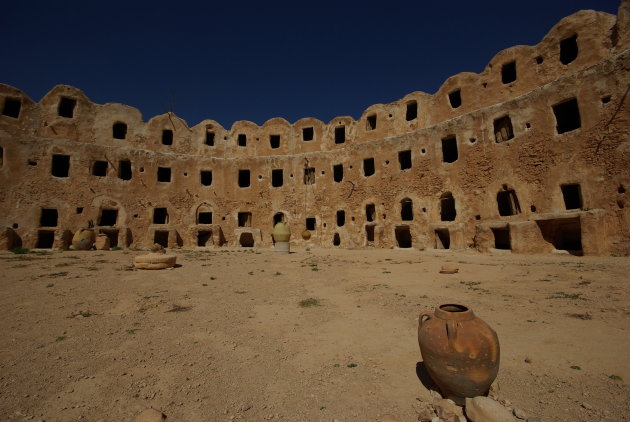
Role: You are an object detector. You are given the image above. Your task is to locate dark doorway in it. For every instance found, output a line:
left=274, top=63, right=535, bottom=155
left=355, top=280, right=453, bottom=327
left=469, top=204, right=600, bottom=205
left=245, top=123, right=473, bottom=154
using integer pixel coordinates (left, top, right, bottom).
left=401, top=198, right=413, bottom=221
left=501, top=61, right=517, bottom=84
left=153, top=208, right=168, bottom=224
left=553, top=99, right=581, bottom=134
left=398, top=150, right=412, bottom=170
left=157, top=167, right=171, bottom=182
left=119, top=160, right=132, bottom=180
left=363, top=158, right=375, bottom=177
left=198, top=212, right=212, bottom=224
left=306, top=217, right=316, bottom=231
left=366, top=114, right=377, bottom=131
left=36, top=230, right=55, bottom=249
left=200, top=170, right=212, bottom=186
left=335, top=126, right=345, bottom=144
left=154, top=230, right=169, bottom=247
left=238, top=169, right=250, bottom=187
left=492, top=227, right=511, bottom=250
left=441, top=137, right=458, bottom=163
left=448, top=89, right=461, bottom=108
left=2, top=97, right=21, bottom=118
left=494, top=116, right=514, bottom=142
left=560, top=34, right=578, bottom=65
left=406, top=101, right=418, bottom=121
left=270, top=135, right=280, bottom=149
left=51, top=154, right=70, bottom=177
left=366, top=225, right=375, bottom=242
left=366, top=204, right=376, bottom=222
left=238, top=212, right=252, bottom=227
left=92, top=160, right=108, bottom=176
left=237, top=134, right=247, bottom=147
left=497, top=188, right=521, bottom=216
left=100, top=229, right=119, bottom=247
left=40, top=209, right=58, bottom=227
left=336, top=210, right=345, bottom=227
left=273, top=212, right=285, bottom=225
left=98, top=209, right=118, bottom=226
left=333, top=164, right=343, bottom=182
left=302, top=127, right=314, bottom=141
left=239, top=232, right=255, bottom=247
left=435, top=229, right=450, bottom=249
left=440, top=193, right=456, bottom=221
left=112, top=122, right=127, bottom=139
left=536, top=217, right=582, bottom=255
left=205, top=130, right=215, bottom=146
left=333, top=233, right=341, bottom=246
left=58, top=97, right=77, bottom=118
left=395, top=226, right=412, bottom=248
left=162, top=129, right=173, bottom=145
left=561, top=184, right=582, bottom=210
left=272, top=169, right=283, bottom=187
left=197, top=230, right=213, bottom=247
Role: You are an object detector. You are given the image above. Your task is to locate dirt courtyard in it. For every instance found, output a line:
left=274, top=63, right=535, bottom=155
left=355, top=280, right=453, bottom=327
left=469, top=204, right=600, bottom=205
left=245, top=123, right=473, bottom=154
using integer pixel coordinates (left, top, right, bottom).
left=0, top=247, right=628, bottom=421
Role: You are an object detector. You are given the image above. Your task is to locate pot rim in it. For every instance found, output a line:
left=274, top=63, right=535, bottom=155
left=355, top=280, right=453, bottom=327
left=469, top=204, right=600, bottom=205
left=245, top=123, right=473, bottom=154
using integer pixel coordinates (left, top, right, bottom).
left=434, top=303, right=475, bottom=321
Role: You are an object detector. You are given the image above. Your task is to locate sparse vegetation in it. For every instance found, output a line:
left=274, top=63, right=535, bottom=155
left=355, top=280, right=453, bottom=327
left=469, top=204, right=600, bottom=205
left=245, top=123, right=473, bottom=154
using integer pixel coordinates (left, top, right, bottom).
left=10, top=248, right=30, bottom=254
left=548, top=292, right=586, bottom=300
left=609, top=374, right=623, bottom=381
left=567, top=313, right=592, bottom=320
left=166, top=304, right=192, bottom=313
left=570, top=365, right=581, bottom=370
left=299, top=298, right=320, bottom=308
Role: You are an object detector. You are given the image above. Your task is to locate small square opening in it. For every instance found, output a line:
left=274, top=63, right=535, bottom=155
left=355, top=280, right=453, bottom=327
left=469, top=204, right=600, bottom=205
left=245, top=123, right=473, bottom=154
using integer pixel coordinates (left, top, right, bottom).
left=200, top=170, right=212, bottom=186
left=561, top=184, right=582, bottom=210
left=36, top=230, right=55, bottom=249
left=553, top=98, right=581, bottom=134
left=118, top=160, right=132, bottom=180
left=441, top=136, right=458, bottom=163
left=272, top=169, right=283, bottom=187
left=238, top=212, right=252, bottom=227
left=492, top=227, right=511, bottom=250
left=335, top=126, right=346, bottom=144
left=153, top=208, right=169, bottom=224
left=501, top=61, right=517, bottom=84
left=333, top=164, right=343, bottom=183
left=157, top=167, right=171, bottom=182
left=406, top=101, right=418, bottom=121
left=435, top=229, right=450, bottom=249
left=197, top=211, right=212, bottom=224
left=270, top=135, right=280, bottom=149
left=304, top=167, right=315, bottom=185
left=98, top=209, right=118, bottom=226
left=162, top=129, right=173, bottom=145
left=154, top=230, right=169, bottom=247
left=401, top=198, right=413, bottom=221
left=92, top=160, right=108, bottom=177
left=395, top=226, right=412, bottom=248
left=448, top=90, right=461, bottom=108
left=51, top=154, right=70, bottom=177
left=302, top=127, right=314, bottom=141
left=112, top=122, right=127, bottom=139
left=238, top=169, right=250, bottom=187
left=58, top=97, right=76, bottom=118
left=40, top=208, right=58, bottom=227
left=494, top=115, right=514, bottom=142
left=2, top=97, right=21, bottom=118
left=306, top=217, right=316, bottom=231
left=363, top=158, right=375, bottom=177
left=237, top=134, right=247, bottom=147
left=366, top=114, right=377, bottom=131
left=398, top=150, right=412, bottom=170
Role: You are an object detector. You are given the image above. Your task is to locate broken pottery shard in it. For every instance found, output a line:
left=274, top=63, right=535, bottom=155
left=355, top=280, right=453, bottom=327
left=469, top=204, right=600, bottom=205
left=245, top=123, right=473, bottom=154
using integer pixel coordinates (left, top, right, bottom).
left=133, top=253, right=177, bottom=269
left=465, top=396, right=517, bottom=422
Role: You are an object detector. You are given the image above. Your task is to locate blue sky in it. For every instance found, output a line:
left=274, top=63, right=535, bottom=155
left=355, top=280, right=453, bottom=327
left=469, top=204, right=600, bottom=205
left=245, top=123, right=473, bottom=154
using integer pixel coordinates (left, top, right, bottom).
left=1, top=0, right=620, bottom=128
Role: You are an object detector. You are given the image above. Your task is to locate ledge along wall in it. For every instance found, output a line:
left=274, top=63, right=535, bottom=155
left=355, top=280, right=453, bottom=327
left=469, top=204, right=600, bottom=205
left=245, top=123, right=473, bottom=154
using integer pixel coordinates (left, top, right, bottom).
left=1, top=5, right=629, bottom=255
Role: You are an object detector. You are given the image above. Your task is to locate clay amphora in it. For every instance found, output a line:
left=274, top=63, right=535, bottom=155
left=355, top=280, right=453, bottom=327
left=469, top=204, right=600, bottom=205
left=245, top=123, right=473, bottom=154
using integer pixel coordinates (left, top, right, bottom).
left=72, top=228, right=95, bottom=250
left=301, top=229, right=311, bottom=240
left=273, top=222, right=291, bottom=242
left=418, top=304, right=500, bottom=405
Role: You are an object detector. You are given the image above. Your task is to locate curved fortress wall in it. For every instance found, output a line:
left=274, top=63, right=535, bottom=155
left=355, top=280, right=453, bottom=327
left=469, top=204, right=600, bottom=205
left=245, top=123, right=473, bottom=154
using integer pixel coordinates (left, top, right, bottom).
left=0, top=7, right=629, bottom=255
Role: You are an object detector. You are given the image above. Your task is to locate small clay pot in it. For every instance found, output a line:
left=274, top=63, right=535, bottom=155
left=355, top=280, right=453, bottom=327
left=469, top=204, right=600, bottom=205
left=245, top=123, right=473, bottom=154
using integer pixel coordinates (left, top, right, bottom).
left=301, top=229, right=311, bottom=240
left=273, top=222, right=291, bottom=242
left=418, top=303, right=500, bottom=405
left=72, top=228, right=95, bottom=250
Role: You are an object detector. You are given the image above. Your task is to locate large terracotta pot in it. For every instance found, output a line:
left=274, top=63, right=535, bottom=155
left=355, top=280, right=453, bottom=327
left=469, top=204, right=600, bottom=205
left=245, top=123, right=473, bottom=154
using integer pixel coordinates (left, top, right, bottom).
left=72, top=228, right=95, bottom=250
left=273, top=222, right=291, bottom=242
left=418, top=304, right=500, bottom=405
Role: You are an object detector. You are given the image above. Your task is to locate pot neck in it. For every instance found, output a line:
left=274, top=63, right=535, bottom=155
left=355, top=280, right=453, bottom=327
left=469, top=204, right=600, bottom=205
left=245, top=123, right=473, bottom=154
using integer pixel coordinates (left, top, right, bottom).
left=434, top=304, right=475, bottom=321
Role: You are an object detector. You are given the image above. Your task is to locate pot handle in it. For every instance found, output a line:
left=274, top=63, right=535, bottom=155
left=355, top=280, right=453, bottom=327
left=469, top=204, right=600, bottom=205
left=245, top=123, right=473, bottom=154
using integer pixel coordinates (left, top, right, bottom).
left=418, top=311, right=432, bottom=328
left=446, top=319, right=458, bottom=348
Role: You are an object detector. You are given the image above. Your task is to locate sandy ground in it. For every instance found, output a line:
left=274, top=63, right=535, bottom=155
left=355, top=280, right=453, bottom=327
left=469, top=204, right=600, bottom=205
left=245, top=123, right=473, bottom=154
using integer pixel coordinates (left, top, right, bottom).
left=0, top=247, right=628, bottom=422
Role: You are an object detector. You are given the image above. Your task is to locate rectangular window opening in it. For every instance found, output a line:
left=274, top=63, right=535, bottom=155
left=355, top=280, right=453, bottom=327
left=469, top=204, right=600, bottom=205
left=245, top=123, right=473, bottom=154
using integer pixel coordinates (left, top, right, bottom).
left=157, top=166, right=171, bottom=182
left=269, top=135, right=280, bottom=149
left=448, top=90, right=461, bottom=109
left=153, top=208, right=169, bottom=224
left=200, top=170, right=213, bottom=186
left=238, top=212, right=252, bottom=227
left=334, top=126, right=346, bottom=144
left=363, top=158, right=375, bottom=177
left=497, top=189, right=521, bottom=216
left=333, top=164, right=343, bottom=183
left=560, top=35, right=578, bottom=65
left=366, top=225, right=375, bottom=242
left=336, top=210, right=345, bottom=227
left=205, top=130, right=215, bottom=146
left=304, top=167, right=315, bottom=185
left=36, top=230, right=55, bottom=249
left=119, top=160, right=132, bottom=180
left=553, top=98, right=581, bottom=134
left=494, top=116, right=514, bottom=143
left=112, top=122, right=127, bottom=139
left=197, top=212, right=213, bottom=224
left=92, top=160, right=108, bottom=177
left=366, top=204, right=376, bottom=222
left=398, top=150, right=412, bottom=170
left=40, top=208, right=58, bottom=227
left=58, top=97, right=76, bottom=118
left=0, top=146, right=3, bottom=168
left=302, top=127, right=314, bottom=141
left=395, top=226, right=412, bottom=248
left=501, top=61, right=517, bottom=84
left=561, top=184, right=582, bottom=210
left=238, top=169, right=250, bottom=187
left=406, top=101, right=418, bottom=121
left=366, top=114, right=377, bottom=131
left=237, top=134, right=247, bottom=147
left=441, top=136, right=458, bottom=163
left=401, top=199, right=414, bottom=221
left=162, top=129, right=173, bottom=145
left=435, top=228, right=450, bottom=249
left=492, top=227, right=511, bottom=250
left=271, top=169, right=283, bottom=187
left=2, top=97, right=21, bottom=118
left=306, top=217, right=316, bottom=231
left=98, top=209, right=118, bottom=226
left=51, top=154, right=70, bottom=177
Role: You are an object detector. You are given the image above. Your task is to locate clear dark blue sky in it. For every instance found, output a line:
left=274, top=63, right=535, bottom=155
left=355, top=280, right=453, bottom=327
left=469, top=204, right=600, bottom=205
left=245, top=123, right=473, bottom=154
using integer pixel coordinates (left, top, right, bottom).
left=1, top=0, right=620, bottom=128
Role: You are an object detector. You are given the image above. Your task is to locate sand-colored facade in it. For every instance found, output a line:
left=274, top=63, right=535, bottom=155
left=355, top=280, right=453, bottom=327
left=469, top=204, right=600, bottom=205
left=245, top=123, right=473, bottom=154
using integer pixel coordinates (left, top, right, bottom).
left=1, top=5, right=629, bottom=255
